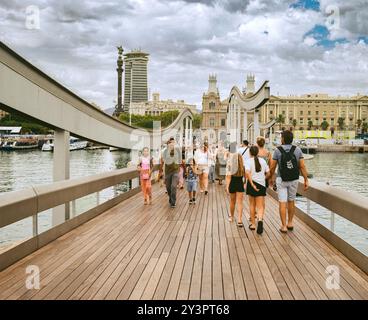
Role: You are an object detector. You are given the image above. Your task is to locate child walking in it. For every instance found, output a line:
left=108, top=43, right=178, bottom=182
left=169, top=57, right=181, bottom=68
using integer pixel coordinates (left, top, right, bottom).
left=138, top=147, right=154, bottom=205
left=186, top=158, right=198, bottom=204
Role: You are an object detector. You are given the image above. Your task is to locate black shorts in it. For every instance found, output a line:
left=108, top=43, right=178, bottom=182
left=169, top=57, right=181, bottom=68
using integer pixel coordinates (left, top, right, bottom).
left=246, top=181, right=267, bottom=197
left=229, top=176, right=244, bottom=193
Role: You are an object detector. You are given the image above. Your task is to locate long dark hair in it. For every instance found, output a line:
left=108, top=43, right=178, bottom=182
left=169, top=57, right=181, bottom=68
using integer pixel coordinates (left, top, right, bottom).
left=250, top=145, right=261, bottom=173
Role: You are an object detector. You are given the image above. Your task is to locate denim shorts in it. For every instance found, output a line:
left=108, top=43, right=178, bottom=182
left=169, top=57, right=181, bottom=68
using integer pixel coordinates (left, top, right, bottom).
left=186, top=180, right=197, bottom=192
left=276, top=177, right=299, bottom=202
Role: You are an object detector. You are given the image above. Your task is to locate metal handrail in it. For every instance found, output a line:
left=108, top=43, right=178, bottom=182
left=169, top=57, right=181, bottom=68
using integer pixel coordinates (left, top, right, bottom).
left=0, top=165, right=159, bottom=229
left=297, top=178, right=368, bottom=231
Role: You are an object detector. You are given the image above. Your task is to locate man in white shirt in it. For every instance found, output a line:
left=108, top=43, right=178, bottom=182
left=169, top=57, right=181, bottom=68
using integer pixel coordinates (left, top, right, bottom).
left=237, top=140, right=250, bottom=167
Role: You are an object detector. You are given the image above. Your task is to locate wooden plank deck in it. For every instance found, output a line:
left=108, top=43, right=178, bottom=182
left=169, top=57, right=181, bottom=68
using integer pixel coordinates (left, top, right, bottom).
left=0, top=183, right=367, bottom=300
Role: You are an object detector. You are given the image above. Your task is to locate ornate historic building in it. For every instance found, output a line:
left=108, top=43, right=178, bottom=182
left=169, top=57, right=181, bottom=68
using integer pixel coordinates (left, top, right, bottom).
left=130, top=92, right=197, bottom=116
left=201, top=75, right=228, bottom=137
left=264, top=93, right=368, bottom=131
left=202, top=74, right=368, bottom=135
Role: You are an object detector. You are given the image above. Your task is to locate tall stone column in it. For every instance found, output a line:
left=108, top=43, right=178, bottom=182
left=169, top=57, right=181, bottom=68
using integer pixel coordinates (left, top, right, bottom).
left=114, top=46, right=124, bottom=116
left=52, top=129, right=70, bottom=226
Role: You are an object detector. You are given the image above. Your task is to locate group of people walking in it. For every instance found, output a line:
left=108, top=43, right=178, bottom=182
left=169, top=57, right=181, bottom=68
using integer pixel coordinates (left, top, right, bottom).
left=136, top=129, right=309, bottom=235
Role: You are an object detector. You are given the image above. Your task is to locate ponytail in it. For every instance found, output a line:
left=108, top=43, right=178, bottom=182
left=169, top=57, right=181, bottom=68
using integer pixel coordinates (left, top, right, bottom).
left=254, top=155, right=261, bottom=173
left=249, top=145, right=261, bottom=172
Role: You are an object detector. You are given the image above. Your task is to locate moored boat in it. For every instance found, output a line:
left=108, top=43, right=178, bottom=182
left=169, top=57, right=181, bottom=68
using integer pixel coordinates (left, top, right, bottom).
left=41, top=137, right=88, bottom=152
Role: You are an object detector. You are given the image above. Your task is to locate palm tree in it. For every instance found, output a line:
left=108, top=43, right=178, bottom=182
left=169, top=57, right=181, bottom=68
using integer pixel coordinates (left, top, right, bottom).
left=356, top=119, right=363, bottom=135
left=337, top=117, right=345, bottom=131
left=307, top=120, right=313, bottom=130
left=362, top=122, right=368, bottom=134
left=292, top=119, right=297, bottom=130
left=321, top=120, right=329, bottom=131
left=276, top=114, right=286, bottom=130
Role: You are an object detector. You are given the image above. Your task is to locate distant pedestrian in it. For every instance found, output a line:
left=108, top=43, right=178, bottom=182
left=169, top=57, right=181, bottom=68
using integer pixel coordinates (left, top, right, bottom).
left=185, top=158, right=198, bottom=204
left=194, top=142, right=211, bottom=195
left=269, top=130, right=309, bottom=233
left=160, top=137, right=182, bottom=208
left=178, top=159, right=186, bottom=189
left=237, top=140, right=250, bottom=169
left=256, top=136, right=272, bottom=216
left=208, top=145, right=216, bottom=183
left=215, top=142, right=227, bottom=185
left=137, top=147, right=154, bottom=205
left=226, top=142, right=246, bottom=227
left=245, top=146, right=270, bottom=234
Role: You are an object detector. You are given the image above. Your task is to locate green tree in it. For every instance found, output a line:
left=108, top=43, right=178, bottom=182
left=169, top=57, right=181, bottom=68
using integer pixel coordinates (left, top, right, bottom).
left=321, top=120, right=329, bottom=130
left=192, top=114, right=202, bottom=129
left=0, top=112, right=50, bottom=134
left=118, top=110, right=180, bottom=129
left=356, top=119, right=362, bottom=134
left=337, top=117, right=345, bottom=130
left=362, top=122, right=368, bottom=134
left=307, top=120, right=313, bottom=130
left=276, top=114, right=286, bottom=130
left=292, top=119, right=297, bottom=129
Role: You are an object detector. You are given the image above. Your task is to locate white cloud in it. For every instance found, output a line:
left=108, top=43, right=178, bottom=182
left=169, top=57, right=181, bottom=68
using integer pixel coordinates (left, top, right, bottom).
left=0, top=0, right=367, bottom=111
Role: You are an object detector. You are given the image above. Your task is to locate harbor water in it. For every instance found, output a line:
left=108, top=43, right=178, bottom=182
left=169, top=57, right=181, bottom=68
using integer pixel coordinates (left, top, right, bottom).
left=0, top=150, right=367, bottom=255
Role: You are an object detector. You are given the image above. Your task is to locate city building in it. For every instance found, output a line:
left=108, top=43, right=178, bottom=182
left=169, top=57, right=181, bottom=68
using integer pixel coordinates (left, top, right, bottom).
left=202, top=75, right=368, bottom=135
left=123, top=49, right=149, bottom=112
left=201, top=74, right=228, bottom=137
left=130, top=92, right=198, bottom=116
left=264, top=93, right=368, bottom=131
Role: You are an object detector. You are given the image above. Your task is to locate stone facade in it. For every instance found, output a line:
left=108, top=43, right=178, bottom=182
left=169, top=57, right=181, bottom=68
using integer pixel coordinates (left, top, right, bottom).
left=263, top=93, right=368, bottom=131
left=130, top=93, right=197, bottom=116
left=201, top=75, right=228, bottom=135
left=202, top=75, right=368, bottom=134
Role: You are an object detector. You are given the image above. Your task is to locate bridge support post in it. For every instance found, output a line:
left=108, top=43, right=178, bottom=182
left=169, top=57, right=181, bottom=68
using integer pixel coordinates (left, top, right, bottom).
left=243, top=111, right=248, bottom=141
left=189, top=118, right=193, bottom=147
left=130, top=149, right=140, bottom=190
left=52, top=129, right=70, bottom=226
left=269, top=126, right=273, bottom=147
left=237, top=103, right=241, bottom=145
left=185, top=117, right=189, bottom=147
left=253, top=110, right=260, bottom=144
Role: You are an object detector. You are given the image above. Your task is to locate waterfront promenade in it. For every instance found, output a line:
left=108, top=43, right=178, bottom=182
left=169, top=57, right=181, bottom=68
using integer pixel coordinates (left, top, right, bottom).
left=0, top=183, right=367, bottom=300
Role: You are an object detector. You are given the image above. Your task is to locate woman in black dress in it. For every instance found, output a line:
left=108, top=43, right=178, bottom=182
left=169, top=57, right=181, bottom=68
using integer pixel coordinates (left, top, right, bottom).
left=225, top=143, right=246, bottom=227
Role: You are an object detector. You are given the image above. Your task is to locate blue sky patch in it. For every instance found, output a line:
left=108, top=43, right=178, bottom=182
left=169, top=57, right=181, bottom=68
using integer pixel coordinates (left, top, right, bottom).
left=290, top=0, right=320, bottom=11
left=305, top=24, right=348, bottom=48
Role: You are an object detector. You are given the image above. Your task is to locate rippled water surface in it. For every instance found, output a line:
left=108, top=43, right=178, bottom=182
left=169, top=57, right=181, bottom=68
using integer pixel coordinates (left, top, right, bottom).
left=0, top=150, right=367, bottom=255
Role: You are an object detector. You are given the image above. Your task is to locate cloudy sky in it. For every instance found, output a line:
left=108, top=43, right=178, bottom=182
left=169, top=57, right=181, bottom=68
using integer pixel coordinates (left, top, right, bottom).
left=1, top=0, right=367, bottom=110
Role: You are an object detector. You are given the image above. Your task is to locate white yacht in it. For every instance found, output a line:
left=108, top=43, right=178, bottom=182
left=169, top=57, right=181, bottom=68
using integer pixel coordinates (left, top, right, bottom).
left=42, top=137, right=88, bottom=152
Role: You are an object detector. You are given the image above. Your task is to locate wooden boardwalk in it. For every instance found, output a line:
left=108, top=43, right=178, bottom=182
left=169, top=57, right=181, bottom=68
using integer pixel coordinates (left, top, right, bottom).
left=0, top=183, right=367, bottom=300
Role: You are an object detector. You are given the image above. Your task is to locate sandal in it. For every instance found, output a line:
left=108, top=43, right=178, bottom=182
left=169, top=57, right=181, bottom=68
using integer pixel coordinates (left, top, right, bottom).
left=287, top=226, right=294, bottom=231
left=257, top=220, right=264, bottom=234
left=249, top=224, right=256, bottom=230
left=279, top=228, right=288, bottom=233
left=237, top=222, right=244, bottom=228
